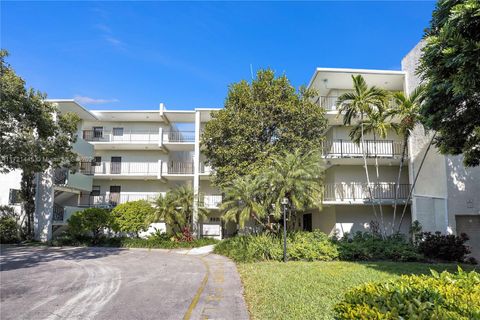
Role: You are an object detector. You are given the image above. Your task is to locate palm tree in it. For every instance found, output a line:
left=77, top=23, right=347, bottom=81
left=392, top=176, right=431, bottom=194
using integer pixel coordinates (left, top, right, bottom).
left=349, top=104, right=396, bottom=235
left=265, top=149, right=324, bottom=230
left=152, top=186, right=208, bottom=234
left=220, top=175, right=270, bottom=232
left=337, top=75, right=388, bottom=227
left=388, top=85, right=425, bottom=233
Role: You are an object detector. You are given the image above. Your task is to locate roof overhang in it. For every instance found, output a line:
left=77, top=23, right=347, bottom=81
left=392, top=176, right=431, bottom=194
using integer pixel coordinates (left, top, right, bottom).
left=307, top=68, right=405, bottom=96
left=47, top=99, right=98, bottom=121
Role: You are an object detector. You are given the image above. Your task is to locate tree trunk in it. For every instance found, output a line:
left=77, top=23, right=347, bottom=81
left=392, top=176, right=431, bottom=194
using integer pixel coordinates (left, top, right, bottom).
left=397, top=133, right=437, bottom=232
left=20, top=170, right=36, bottom=240
left=373, top=131, right=386, bottom=237
left=360, top=119, right=380, bottom=231
left=392, top=135, right=408, bottom=234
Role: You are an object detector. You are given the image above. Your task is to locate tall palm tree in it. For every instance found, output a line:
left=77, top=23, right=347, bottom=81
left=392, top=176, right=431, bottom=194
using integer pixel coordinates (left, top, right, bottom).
left=220, top=175, right=270, bottom=231
left=152, top=186, right=207, bottom=234
left=337, top=75, right=388, bottom=227
left=265, top=149, right=324, bottom=230
left=349, top=104, right=396, bottom=235
left=388, top=85, right=425, bottom=233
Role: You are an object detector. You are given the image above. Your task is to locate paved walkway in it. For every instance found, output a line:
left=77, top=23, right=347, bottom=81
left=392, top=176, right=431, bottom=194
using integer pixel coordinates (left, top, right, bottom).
left=0, top=245, right=248, bottom=320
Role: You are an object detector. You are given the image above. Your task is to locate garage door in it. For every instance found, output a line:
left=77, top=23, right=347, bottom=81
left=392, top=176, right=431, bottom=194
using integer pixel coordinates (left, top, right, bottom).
left=455, top=215, right=480, bottom=260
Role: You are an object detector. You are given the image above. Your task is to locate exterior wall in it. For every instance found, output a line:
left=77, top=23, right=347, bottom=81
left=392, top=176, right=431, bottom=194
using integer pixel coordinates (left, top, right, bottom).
left=34, top=169, right=54, bottom=241
left=327, top=165, right=408, bottom=184
left=310, top=205, right=412, bottom=237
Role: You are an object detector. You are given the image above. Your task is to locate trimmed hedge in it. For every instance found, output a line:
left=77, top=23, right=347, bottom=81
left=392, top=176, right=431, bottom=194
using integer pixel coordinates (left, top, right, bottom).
left=213, top=231, right=339, bottom=262
left=334, top=268, right=480, bottom=319
left=335, top=232, right=422, bottom=262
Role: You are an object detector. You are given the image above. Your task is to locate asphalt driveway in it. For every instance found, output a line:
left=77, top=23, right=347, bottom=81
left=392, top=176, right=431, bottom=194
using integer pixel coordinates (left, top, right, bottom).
left=0, top=246, right=248, bottom=320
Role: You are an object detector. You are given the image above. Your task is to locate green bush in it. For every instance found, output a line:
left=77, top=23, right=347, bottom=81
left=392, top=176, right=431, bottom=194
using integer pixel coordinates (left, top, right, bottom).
left=111, top=200, right=155, bottom=236
left=214, top=230, right=339, bottom=262
left=0, top=216, right=19, bottom=243
left=67, top=208, right=112, bottom=243
left=334, top=268, right=480, bottom=319
left=335, top=232, right=422, bottom=262
left=418, top=231, right=471, bottom=262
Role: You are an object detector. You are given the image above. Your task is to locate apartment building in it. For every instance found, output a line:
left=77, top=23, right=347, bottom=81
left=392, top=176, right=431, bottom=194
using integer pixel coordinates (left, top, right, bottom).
left=1, top=42, right=478, bottom=255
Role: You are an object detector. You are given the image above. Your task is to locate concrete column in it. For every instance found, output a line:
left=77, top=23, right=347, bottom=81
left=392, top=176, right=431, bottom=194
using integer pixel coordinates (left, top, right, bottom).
left=34, top=169, right=54, bottom=242
left=193, top=110, right=201, bottom=237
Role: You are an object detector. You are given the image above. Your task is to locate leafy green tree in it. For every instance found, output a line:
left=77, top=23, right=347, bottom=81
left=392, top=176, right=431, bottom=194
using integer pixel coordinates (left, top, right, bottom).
left=0, top=50, right=80, bottom=238
left=202, top=69, right=327, bottom=187
left=265, top=149, right=325, bottom=230
left=67, top=208, right=112, bottom=243
left=112, top=200, right=154, bottom=236
left=419, top=0, right=480, bottom=166
left=152, top=186, right=208, bottom=235
left=337, top=75, right=388, bottom=230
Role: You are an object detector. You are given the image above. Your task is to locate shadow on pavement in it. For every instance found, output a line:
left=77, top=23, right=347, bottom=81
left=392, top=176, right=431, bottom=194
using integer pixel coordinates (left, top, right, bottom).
left=0, top=245, right=125, bottom=271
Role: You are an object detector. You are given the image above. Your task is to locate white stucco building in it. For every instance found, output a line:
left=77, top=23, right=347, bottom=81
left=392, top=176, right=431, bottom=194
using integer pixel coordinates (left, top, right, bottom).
left=1, top=42, right=478, bottom=256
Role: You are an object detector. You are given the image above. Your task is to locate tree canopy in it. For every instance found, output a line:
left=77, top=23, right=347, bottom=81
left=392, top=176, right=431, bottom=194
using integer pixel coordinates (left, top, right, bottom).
left=0, top=49, right=80, bottom=237
left=201, top=69, right=327, bottom=186
left=419, top=0, right=480, bottom=166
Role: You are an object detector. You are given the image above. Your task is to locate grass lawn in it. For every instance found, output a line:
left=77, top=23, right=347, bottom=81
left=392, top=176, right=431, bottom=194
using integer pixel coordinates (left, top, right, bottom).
left=237, top=261, right=477, bottom=320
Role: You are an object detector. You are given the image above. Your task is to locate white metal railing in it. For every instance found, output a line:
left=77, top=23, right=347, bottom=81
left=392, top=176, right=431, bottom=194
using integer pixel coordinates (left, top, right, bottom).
left=83, top=129, right=160, bottom=143
left=199, top=194, right=223, bottom=208
left=316, top=96, right=397, bottom=111
left=79, top=193, right=162, bottom=207
left=322, top=139, right=405, bottom=158
left=164, top=131, right=195, bottom=143
left=92, top=161, right=159, bottom=175
left=323, top=183, right=410, bottom=201
left=166, top=161, right=194, bottom=174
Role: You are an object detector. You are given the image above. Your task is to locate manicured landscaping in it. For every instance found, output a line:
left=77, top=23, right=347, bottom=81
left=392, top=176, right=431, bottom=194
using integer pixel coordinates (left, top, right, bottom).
left=237, top=261, right=477, bottom=320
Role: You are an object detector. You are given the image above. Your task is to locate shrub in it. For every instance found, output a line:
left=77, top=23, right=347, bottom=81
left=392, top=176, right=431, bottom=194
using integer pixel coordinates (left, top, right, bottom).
left=111, top=200, right=155, bottom=236
left=0, top=216, right=19, bottom=243
left=334, top=268, right=480, bottom=319
left=67, top=208, right=112, bottom=243
left=214, top=230, right=339, bottom=262
left=418, top=231, right=471, bottom=262
left=335, top=232, right=421, bottom=262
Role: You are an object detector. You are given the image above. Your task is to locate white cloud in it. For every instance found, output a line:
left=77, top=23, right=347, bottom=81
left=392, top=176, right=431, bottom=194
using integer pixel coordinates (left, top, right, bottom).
left=74, top=95, right=119, bottom=105
left=104, top=36, right=123, bottom=47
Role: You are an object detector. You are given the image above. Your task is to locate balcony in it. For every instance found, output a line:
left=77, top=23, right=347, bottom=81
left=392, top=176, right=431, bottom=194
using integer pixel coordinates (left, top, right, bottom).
left=322, top=139, right=405, bottom=160
left=53, top=167, right=93, bottom=192
left=165, top=161, right=194, bottom=174
left=316, top=96, right=396, bottom=112
left=82, top=129, right=162, bottom=150
left=79, top=193, right=161, bottom=208
left=199, top=194, right=223, bottom=209
left=323, top=183, right=410, bottom=203
left=162, top=131, right=195, bottom=151
left=90, top=161, right=161, bottom=179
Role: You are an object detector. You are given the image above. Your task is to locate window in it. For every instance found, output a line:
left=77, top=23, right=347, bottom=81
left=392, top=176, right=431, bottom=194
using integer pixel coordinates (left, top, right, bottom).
left=113, top=127, right=124, bottom=136
left=209, top=217, right=221, bottom=223
left=9, top=189, right=21, bottom=204
left=93, top=127, right=103, bottom=139
left=90, top=186, right=101, bottom=196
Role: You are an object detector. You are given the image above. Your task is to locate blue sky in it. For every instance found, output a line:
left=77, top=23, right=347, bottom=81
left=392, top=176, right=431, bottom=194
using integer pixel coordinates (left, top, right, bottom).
left=2, top=1, right=435, bottom=110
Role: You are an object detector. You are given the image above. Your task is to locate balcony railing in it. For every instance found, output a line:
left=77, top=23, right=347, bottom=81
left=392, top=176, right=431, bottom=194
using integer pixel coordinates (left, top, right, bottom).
left=167, top=161, right=194, bottom=174
left=79, top=193, right=161, bottom=207
left=165, top=131, right=195, bottom=143
left=323, top=183, right=410, bottom=201
left=91, top=161, right=160, bottom=176
left=199, top=194, right=223, bottom=208
left=82, top=129, right=160, bottom=143
left=323, top=139, right=405, bottom=158
left=316, top=96, right=396, bottom=111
